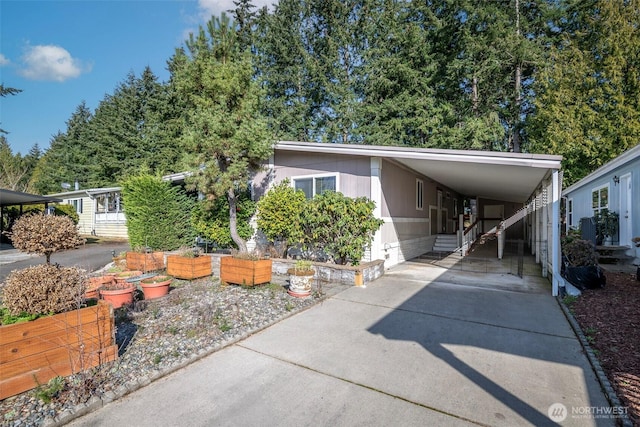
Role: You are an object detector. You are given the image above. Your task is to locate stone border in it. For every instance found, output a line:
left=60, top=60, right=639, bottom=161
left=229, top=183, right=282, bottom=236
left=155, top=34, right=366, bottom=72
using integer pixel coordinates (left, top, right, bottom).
left=556, top=296, right=633, bottom=427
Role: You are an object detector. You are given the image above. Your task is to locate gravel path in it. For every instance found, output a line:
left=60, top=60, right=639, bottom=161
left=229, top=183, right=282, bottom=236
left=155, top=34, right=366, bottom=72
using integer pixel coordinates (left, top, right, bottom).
left=0, top=272, right=349, bottom=427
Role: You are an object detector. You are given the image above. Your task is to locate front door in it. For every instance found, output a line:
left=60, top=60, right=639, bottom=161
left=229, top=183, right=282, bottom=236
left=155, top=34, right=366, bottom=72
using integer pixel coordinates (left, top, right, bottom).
left=619, top=174, right=632, bottom=247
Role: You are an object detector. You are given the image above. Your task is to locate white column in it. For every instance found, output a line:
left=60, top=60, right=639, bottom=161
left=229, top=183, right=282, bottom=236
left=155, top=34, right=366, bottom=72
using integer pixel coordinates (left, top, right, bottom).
left=370, top=157, right=383, bottom=261
left=551, top=170, right=561, bottom=296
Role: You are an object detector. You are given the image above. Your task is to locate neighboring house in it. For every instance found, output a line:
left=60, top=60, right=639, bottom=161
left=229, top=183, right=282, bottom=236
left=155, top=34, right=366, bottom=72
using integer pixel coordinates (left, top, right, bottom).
left=47, top=187, right=126, bottom=239
left=563, top=144, right=640, bottom=264
left=254, top=142, right=563, bottom=294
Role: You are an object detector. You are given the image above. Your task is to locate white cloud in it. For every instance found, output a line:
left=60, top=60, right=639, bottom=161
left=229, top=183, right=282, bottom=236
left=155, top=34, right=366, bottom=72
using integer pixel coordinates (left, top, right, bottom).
left=18, top=45, right=89, bottom=82
left=197, top=0, right=277, bottom=21
left=0, top=54, right=9, bottom=67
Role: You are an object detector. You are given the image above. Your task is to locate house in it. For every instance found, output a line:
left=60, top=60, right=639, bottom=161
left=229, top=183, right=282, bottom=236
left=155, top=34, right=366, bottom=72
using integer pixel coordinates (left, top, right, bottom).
left=563, top=144, right=640, bottom=264
left=46, top=142, right=565, bottom=295
left=47, top=187, right=126, bottom=239
left=254, top=142, right=564, bottom=294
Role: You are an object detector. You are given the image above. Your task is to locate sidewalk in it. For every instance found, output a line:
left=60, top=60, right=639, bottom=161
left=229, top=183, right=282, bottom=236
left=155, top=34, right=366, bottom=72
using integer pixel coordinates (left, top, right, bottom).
left=68, top=261, right=614, bottom=426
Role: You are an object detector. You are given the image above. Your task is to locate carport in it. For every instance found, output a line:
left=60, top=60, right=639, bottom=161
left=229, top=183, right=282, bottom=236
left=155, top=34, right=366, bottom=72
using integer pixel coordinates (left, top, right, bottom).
left=0, top=188, right=62, bottom=240
left=275, top=142, right=564, bottom=296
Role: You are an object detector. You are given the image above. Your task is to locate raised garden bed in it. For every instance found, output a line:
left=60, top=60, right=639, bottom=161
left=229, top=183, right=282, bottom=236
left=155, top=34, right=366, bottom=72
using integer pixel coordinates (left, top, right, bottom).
left=0, top=301, right=118, bottom=400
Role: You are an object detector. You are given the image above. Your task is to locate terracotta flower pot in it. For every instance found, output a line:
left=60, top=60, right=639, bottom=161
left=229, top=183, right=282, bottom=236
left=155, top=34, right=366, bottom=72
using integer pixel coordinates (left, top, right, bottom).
left=100, top=280, right=137, bottom=309
left=85, top=276, right=115, bottom=300
left=287, top=268, right=314, bottom=297
left=140, top=275, right=173, bottom=300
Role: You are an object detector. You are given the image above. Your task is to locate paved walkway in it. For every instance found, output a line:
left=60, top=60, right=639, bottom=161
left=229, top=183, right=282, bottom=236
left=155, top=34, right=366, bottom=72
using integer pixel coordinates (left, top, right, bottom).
left=68, top=259, right=614, bottom=427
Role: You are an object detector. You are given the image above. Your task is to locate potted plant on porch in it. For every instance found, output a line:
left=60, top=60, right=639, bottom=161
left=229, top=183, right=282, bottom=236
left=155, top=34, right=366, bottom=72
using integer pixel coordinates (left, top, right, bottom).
left=595, top=208, right=619, bottom=246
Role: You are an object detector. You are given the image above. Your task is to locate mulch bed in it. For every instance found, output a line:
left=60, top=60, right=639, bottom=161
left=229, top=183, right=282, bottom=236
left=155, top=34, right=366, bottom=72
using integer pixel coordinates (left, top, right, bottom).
left=570, top=270, right=640, bottom=426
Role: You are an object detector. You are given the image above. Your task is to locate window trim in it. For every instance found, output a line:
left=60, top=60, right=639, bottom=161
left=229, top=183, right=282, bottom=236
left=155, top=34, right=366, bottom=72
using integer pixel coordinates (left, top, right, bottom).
left=291, top=173, right=340, bottom=198
left=416, top=178, right=424, bottom=210
left=68, top=198, right=83, bottom=214
left=567, top=198, right=573, bottom=228
left=591, top=184, right=609, bottom=215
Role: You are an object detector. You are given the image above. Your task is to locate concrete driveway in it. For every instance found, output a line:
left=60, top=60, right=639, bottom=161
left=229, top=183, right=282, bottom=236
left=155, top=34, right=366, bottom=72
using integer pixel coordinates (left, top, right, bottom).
left=69, top=260, right=614, bottom=426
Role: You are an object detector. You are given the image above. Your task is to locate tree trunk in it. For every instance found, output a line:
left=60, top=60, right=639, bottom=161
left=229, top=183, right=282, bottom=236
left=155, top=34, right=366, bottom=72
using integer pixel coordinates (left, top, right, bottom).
left=512, top=0, right=522, bottom=153
left=227, top=188, right=247, bottom=253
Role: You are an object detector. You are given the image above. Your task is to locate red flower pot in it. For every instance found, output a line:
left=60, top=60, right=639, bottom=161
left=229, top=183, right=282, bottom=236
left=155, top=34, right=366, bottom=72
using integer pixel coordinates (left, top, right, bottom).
left=85, top=276, right=115, bottom=300
left=140, top=275, right=173, bottom=300
left=100, top=283, right=136, bottom=308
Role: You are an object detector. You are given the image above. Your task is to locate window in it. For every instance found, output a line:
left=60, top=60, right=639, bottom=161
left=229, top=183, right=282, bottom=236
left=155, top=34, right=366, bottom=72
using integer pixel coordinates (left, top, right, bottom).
left=567, top=198, right=573, bottom=228
left=69, top=198, right=83, bottom=214
left=592, top=185, right=609, bottom=215
left=416, top=179, right=424, bottom=210
left=293, top=174, right=337, bottom=199
left=96, top=192, right=122, bottom=213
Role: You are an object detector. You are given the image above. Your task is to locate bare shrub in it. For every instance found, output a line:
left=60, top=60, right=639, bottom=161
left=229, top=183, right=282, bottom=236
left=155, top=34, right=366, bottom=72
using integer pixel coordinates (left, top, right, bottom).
left=2, top=265, right=87, bottom=316
left=9, top=213, right=85, bottom=264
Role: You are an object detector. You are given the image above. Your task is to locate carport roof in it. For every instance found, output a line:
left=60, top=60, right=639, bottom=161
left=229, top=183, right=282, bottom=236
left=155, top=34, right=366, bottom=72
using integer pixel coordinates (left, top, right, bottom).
left=276, top=141, right=562, bottom=203
left=0, top=189, right=62, bottom=207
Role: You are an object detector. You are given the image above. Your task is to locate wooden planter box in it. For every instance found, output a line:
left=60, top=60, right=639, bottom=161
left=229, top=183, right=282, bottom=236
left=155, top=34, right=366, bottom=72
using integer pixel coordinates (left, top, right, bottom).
left=0, top=301, right=118, bottom=400
left=167, top=255, right=212, bottom=280
left=126, top=251, right=165, bottom=272
left=220, top=256, right=272, bottom=286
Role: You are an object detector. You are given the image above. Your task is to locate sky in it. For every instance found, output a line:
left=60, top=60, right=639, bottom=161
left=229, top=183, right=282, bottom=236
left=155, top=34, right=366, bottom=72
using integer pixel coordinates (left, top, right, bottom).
left=0, top=0, right=275, bottom=155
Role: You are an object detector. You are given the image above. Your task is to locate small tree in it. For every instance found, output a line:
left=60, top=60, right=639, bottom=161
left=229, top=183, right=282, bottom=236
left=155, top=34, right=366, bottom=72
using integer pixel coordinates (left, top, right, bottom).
left=121, top=173, right=196, bottom=251
left=302, top=191, right=383, bottom=265
left=256, top=179, right=306, bottom=256
left=9, top=213, right=85, bottom=264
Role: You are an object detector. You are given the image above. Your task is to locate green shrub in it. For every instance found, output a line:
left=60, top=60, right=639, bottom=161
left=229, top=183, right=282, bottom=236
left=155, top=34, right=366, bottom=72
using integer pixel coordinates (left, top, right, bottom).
left=121, top=173, right=196, bottom=251
left=256, top=179, right=306, bottom=255
left=302, top=191, right=383, bottom=265
left=2, top=264, right=87, bottom=316
left=562, top=238, right=597, bottom=267
left=191, top=187, right=255, bottom=249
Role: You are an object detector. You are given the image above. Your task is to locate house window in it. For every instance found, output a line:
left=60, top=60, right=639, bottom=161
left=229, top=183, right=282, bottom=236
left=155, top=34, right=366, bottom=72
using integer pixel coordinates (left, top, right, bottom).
left=293, top=174, right=337, bottom=199
left=416, top=179, right=424, bottom=210
left=567, top=198, right=573, bottom=228
left=69, top=198, right=83, bottom=214
left=591, top=185, right=609, bottom=215
left=96, top=192, right=122, bottom=213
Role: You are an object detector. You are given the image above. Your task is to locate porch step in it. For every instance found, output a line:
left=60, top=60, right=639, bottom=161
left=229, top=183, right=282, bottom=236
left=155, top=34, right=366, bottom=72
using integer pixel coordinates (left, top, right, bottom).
left=595, top=245, right=633, bottom=265
left=433, top=234, right=458, bottom=252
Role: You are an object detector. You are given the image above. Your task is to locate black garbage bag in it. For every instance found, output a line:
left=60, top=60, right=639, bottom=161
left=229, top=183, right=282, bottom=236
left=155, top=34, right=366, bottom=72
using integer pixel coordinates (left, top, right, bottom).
left=562, top=264, right=606, bottom=290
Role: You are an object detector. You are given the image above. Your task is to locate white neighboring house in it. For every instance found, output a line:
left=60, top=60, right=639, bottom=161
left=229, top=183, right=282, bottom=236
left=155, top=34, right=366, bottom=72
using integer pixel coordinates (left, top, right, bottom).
left=563, top=144, right=640, bottom=264
left=47, top=187, right=126, bottom=239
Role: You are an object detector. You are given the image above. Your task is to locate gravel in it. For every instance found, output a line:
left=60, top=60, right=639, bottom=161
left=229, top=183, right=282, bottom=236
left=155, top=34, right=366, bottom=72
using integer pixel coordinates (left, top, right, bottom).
left=0, top=273, right=349, bottom=427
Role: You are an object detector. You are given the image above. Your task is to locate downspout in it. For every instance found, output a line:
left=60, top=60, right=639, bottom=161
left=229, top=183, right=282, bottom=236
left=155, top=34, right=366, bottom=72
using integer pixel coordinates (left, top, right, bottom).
left=85, top=191, right=97, bottom=236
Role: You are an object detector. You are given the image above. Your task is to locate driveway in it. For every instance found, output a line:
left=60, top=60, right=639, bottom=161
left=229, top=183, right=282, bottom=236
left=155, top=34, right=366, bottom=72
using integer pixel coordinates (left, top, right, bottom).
left=69, top=260, right=613, bottom=426
left=0, top=240, right=130, bottom=282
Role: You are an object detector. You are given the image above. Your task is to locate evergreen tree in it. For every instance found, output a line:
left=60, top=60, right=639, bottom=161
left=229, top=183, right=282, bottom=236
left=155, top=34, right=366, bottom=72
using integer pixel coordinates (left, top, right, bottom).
left=172, top=13, right=274, bottom=252
left=527, top=0, right=640, bottom=184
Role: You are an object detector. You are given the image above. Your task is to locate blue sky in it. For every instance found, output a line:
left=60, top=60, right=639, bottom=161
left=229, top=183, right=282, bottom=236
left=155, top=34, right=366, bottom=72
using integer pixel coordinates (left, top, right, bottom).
left=1, top=0, right=274, bottom=155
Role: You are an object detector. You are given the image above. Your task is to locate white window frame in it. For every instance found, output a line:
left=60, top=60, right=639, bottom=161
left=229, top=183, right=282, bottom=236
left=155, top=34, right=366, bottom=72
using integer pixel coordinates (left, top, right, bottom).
left=291, top=173, right=340, bottom=198
left=416, top=178, right=424, bottom=210
left=591, top=184, right=609, bottom=215
left=68, top=198, right=83, bottom=214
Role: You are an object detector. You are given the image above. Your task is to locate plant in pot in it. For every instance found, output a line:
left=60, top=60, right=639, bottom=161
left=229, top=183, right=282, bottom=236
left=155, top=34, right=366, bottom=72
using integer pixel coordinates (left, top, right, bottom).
left=175, top=22, right=273, bottom=286
left=560, top=235, right=605, bottom=290
left=287, top=259, right=315, bottom=297
left=594, top=208, right=619, bottom=246
left=167, top=246, right=212, bottom=280
left=100, top=270, right=143, bottom=308
left=0, top=213, right=117, bottom=399
left=139, top=274, right=173, bottom=300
